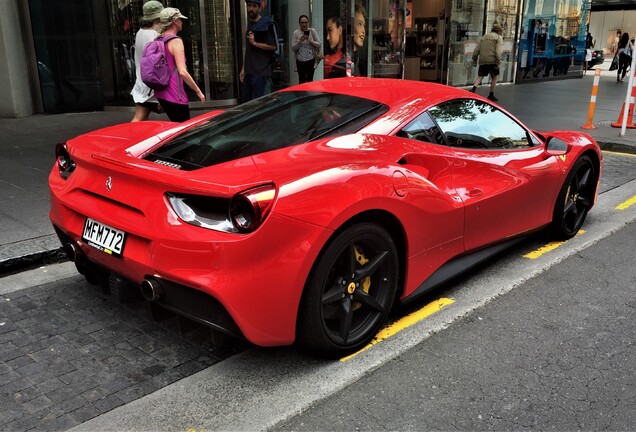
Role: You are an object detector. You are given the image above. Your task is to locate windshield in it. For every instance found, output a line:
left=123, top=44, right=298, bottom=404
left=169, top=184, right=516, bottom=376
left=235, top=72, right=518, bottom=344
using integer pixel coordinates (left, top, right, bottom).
left=145, top=91, right=387, bottom=170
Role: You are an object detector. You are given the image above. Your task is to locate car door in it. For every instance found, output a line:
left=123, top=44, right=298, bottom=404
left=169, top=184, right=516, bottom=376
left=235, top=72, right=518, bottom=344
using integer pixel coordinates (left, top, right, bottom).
left=427, top=98, right=563, bottom=252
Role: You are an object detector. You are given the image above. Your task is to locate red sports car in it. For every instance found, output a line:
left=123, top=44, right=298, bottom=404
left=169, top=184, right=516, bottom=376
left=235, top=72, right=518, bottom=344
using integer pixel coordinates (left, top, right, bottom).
left=49, top=78, right=602, bottom=356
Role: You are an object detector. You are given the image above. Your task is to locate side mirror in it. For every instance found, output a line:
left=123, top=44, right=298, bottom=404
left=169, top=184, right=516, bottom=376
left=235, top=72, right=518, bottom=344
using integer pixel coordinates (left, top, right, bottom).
left=545, top=136, right=570, bottom=156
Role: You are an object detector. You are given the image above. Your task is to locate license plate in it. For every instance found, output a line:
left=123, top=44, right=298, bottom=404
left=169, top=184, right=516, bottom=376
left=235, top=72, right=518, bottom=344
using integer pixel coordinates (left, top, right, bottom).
left=82, top=218, right=127, bottom=257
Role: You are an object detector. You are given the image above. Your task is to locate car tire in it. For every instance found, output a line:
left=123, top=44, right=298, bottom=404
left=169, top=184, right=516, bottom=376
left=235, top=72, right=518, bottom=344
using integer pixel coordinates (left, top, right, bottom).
left=551, top=155, right=596, bottom=239
left=297, top=223, right=399, bottom=357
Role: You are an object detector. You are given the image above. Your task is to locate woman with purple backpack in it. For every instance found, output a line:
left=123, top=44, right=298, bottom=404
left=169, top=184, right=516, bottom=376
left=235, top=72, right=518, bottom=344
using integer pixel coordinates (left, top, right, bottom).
left=154, top=8, right=205, bottom=122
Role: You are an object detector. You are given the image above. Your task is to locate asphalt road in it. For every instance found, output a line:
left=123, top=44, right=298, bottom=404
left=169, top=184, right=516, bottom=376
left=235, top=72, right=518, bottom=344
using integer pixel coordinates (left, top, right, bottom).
left=278, top=216, right=636, bottom=431
left=0, top=151, right=635, bottom=431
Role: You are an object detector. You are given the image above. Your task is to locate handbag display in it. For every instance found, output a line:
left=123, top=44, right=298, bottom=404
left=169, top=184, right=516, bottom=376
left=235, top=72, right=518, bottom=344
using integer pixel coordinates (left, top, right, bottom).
left=314, top=45, right=324, bottom=63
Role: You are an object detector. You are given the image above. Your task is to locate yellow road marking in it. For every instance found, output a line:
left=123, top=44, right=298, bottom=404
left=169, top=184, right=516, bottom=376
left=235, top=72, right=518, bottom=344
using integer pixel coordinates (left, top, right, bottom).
left=602, top=150, right=636, bottom=158
left=340, top=297, right=455, bottom=361
left=616, top=196, right=636, bottom=210
left=523, top=230, right=585, bottom=259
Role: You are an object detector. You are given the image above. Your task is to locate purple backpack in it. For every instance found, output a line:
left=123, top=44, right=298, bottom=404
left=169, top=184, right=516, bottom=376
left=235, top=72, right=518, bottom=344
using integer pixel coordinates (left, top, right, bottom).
left=140, top=34, right=179, bottom=90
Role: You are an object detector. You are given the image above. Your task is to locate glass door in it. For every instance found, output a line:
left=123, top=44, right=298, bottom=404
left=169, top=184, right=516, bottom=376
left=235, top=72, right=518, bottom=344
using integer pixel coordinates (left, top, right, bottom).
left=447, top=0, right=486, bottom=87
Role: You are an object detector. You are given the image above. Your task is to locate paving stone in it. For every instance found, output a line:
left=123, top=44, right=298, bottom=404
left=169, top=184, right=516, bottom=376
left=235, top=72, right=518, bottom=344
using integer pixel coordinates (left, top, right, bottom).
left=102, top=355, right=127, bottom=368
left=28, top=347, right=59, bottom=362
left=16, top=359, right=48, bottom=376
left=0, top=345, right=23, bottom=362
left=45, top=386, right=79, bottom=403
left=128, top=333, right=167, bottom=354
left=153, top=368, right=184, bottom=386
left=0, top=370, right=21, bottom=386
left=12, top=386, right=42, bottom=404
left=0, top=277, right=229, bottom=431
left=46, top=356, right=76, bottom=377
left=35, top=377, right=65, bottom=394
left=22, top=394, right=53, bottom=414
left=150, top=347, right=183, bottom=368
left=6, top=355, right=35, bottom=370
left=1, top=412, right=40, bottom=432
left=142, top=363, right=166, bottom=377
left=63, top=332, right=96, bottom=346
left=0, top=329, right=25, bottom=345
left=93, top=393, right=124, bottom=414
left=0, top=321, right=17, bottom=335
left=80, top=386, right=111, bottom=403
left=101, top=377, right=132, bottom=395
left=39, top=413, right=80, bottom=432
left=0, top=405, right=29, bottom=428
left=68, top=404, right=100, bottom=424
left=48, top=395, right=88, bottom=418
left=79, top=322, right=106, bottom=335
left=175, top=359, right=207, bottom=376
left=0, top=377, right=31, bottom=394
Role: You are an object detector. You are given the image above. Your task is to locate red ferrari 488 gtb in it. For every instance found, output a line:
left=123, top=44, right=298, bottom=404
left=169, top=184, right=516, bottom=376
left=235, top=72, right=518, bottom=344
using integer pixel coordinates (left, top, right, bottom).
left=49, top=78, right=602, bottom=356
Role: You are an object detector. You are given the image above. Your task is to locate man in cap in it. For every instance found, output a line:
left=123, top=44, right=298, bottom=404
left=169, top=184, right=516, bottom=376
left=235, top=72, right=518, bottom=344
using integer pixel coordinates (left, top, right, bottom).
left=240, top=0, right=277, bottom=102
left=153, top=7, right=205, bottom=122
left=131, top=1, right=164, bottom=121
left=470, top=23, right=504, bottom=102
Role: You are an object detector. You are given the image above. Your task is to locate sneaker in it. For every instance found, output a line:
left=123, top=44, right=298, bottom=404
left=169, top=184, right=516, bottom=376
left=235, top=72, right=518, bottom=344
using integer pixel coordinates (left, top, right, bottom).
left=488, top=94, right=499, bottom=102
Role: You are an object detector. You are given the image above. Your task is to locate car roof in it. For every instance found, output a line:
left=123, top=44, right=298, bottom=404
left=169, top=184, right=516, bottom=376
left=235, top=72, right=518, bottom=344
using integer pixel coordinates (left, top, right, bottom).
left=283, top=77, right=470, bottom=108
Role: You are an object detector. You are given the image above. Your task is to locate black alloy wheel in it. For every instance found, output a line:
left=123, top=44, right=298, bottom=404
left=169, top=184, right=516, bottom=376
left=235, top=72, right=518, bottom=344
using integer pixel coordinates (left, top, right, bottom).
left=297, top=223, right=399, bottom=357
left=551, top=155, right=596, bottom=239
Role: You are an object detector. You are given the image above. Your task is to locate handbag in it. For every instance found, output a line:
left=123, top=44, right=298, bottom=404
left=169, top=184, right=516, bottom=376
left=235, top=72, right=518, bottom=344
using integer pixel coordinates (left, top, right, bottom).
left=609, top=54, right=619, bottom=71
left=314, top=45, right=324, bottom=63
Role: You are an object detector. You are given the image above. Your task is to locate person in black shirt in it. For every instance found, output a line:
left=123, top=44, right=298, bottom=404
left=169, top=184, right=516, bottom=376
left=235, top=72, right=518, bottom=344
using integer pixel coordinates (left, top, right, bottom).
left=240, top=0, right=277, bottom=102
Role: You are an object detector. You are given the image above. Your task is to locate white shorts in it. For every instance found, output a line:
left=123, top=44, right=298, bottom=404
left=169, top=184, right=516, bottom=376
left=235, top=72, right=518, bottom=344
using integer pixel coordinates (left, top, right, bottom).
left=585, top=48, right=592, bottom=61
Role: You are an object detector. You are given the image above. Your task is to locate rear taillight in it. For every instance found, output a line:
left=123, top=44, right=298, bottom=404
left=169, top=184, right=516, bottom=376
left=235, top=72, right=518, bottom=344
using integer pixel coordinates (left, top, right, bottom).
left=167, top=184, right=276, bottom=234
left=230, top=185, right=276, bottom=233
left=55, top=143, right=76, bottom=179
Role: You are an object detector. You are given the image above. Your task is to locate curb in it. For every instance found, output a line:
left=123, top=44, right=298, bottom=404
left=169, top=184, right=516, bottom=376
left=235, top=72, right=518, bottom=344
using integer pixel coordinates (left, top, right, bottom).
left=598, top=141, right=636, bottom=154
left=0, top=236, right=67, bottom=277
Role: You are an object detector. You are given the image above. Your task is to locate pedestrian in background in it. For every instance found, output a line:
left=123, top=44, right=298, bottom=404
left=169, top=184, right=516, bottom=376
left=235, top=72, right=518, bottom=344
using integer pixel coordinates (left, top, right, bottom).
left=130, top=1, right=163, bottom=122
left=240, top=0, right=277, bottom=102
left=470, top=23, right=503, bottom=102
left=616, top=32, right=633, bottom=83
left=154, top=7, right=205, bottom=122
left=584, top=31, right=594, bottom=74
left=291, top=15, right=321, bottom=84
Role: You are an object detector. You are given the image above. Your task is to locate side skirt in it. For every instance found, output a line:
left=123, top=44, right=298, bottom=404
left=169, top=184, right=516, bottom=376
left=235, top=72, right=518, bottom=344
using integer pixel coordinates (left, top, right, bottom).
left=402, top=235, right=530, bottom=305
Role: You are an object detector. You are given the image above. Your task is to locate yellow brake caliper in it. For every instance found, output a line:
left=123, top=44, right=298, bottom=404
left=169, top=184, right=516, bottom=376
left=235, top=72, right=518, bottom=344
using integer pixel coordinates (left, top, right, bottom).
left=353, top=245, right=371, bottom=310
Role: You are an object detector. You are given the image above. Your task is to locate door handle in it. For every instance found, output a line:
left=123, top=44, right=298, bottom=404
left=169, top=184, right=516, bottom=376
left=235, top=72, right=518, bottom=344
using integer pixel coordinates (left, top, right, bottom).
left=466, top=188, right=483, bottom=197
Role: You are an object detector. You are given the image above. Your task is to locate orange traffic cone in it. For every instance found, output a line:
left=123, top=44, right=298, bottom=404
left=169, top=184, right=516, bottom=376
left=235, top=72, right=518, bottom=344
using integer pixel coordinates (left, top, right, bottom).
left=612, top=70, right=636, bottom=129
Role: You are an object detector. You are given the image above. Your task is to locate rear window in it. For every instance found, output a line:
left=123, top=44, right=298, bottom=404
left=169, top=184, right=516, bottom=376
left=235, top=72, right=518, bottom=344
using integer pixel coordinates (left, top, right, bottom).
left=145, top=91, right=387, bottom=170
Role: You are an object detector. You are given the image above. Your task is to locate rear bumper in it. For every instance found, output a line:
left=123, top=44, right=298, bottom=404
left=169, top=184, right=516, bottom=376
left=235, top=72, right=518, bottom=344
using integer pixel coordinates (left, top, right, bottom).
left=49, top=193, right=330, bottom=347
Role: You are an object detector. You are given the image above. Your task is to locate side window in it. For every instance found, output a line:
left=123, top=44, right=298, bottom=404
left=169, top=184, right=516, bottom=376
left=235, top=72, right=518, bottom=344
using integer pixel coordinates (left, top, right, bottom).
left=396, top=112, right=444, bottom=145
left=428, top=99, right=532, bottom=150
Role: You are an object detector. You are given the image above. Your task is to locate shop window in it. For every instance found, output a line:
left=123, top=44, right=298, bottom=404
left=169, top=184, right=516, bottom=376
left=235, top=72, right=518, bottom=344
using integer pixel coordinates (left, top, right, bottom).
left=28, top=0, right=102, bottom=113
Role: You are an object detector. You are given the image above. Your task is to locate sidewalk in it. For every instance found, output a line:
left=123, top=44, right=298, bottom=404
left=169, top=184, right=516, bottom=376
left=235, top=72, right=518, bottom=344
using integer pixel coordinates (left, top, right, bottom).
left=1, top=65, right=635, bottom=274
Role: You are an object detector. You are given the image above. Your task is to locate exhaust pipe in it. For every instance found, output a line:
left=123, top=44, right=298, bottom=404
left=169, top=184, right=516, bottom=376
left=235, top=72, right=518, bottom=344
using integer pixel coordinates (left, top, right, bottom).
left=64, top=243, right=79, bottom=262
left=141, top=279, right=164, bottom=302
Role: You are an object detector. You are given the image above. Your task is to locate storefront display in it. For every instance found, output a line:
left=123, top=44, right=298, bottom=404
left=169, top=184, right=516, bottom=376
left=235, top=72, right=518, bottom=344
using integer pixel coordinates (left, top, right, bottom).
left=516, top=0, right=589, bottom=82
left=23, top=0, right=592, bottom=114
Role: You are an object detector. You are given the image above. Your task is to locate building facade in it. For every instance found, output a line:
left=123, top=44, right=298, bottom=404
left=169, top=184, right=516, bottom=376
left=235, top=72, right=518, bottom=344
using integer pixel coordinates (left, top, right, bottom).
left=2, top=0, right=591, bottom=117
